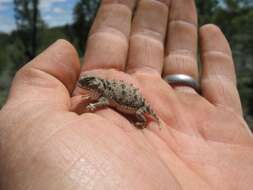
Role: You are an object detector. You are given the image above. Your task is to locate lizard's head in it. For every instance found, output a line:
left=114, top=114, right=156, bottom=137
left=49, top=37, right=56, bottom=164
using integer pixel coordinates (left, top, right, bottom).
left=78, top=75, right=105, bottom=91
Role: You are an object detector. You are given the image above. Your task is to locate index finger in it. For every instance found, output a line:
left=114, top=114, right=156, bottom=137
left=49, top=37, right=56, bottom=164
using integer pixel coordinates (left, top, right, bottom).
left=82, top=0, right=136, bottom=72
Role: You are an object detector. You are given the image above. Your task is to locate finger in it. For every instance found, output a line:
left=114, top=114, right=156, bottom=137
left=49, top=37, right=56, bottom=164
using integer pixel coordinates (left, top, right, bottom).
left=82, top=0, right=136, bottom=71
left=163, top=0, right=198, bottom=83
left=8, top=40, right=80, bottom=110
left=126, top=0, right=169, bottom=74
left=200, top=24, right=242, bottom=114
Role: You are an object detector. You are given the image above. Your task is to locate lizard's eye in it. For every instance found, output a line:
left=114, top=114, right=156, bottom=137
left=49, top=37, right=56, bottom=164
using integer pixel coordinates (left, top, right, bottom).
left=88, top=79, right=100, bottom=88
left=79, top=76, right=96, bottom=86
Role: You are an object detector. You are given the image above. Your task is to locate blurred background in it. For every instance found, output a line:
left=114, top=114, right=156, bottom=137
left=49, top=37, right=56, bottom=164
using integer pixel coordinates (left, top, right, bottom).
left=0, top=0, right=252, bottom=130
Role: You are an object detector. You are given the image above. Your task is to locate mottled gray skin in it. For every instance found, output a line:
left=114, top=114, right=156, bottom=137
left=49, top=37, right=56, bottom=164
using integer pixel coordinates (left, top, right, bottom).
left=78, top=75, right=159, bottom=128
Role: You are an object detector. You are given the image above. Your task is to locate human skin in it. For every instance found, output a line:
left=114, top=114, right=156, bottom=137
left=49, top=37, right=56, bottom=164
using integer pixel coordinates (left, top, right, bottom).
left=0, top=0, right=253, bottom=189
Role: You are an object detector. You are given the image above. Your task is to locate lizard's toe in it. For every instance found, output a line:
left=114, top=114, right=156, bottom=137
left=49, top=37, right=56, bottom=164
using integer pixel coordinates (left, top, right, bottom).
left=135, top=122, right=147, bottom=129
left=87, top=104, right=96, bottom=111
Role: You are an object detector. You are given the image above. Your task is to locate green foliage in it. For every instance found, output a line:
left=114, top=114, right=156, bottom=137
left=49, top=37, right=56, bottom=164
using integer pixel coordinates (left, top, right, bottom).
left=196, top=0, right=219, bottom=25
left=14, top=0, right=44, bottom=64
left=0, top=33, right=10, bottom=74
left=39, top=26, right=70, bottom=53
left=72, top=0, right=100, bottom=55
left=0, top=47, right=7, bottom=74
left=0, top=90, right=8, bottom=108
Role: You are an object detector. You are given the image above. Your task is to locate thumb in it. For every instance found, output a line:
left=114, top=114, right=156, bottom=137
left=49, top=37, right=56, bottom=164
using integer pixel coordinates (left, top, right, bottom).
left=6, top=39, right=80, bottom=111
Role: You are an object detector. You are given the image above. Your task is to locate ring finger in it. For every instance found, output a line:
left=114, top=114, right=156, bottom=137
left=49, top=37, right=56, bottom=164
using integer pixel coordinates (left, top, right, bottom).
left=163, top=0, right=198, bottom=92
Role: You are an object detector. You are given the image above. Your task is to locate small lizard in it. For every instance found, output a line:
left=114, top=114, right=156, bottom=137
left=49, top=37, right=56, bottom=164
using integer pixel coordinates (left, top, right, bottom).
left=78, top=75, right=160, bottom=128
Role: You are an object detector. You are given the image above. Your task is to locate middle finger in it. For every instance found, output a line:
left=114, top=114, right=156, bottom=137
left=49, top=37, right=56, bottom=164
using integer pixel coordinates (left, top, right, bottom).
left=126, top=0, right=170, bottom=74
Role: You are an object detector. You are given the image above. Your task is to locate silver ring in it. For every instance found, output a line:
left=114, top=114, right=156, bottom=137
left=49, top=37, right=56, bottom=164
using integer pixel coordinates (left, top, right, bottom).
left=164, top=74, right=200, bottom=92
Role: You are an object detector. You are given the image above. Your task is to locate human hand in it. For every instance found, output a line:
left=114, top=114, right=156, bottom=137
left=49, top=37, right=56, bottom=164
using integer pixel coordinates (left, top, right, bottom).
left=1, top=0, right=253, bottom=190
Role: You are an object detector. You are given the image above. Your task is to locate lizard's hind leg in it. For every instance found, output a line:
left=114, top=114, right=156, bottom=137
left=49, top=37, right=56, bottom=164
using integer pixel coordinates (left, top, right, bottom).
left=135, top=108, right=147, bottom=128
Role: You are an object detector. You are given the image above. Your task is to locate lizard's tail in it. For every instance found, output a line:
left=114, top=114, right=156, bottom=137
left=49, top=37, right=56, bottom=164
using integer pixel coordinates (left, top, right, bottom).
left=149, top=108, right=160, bottom=123
left=151, top=109, right=163, bottom=129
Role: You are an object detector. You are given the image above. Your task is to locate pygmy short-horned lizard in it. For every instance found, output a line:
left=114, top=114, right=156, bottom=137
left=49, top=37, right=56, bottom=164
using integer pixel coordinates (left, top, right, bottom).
left=78, top=75, right=160, bottom=128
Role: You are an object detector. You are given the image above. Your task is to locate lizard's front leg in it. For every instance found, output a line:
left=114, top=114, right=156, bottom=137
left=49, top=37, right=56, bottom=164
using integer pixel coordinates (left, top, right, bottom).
left=86, top=97, right=109, bottom=111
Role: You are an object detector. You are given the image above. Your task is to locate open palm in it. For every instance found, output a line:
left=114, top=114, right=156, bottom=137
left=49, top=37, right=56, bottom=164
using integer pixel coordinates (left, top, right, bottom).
left=1, top=0, right=253, bottom=190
